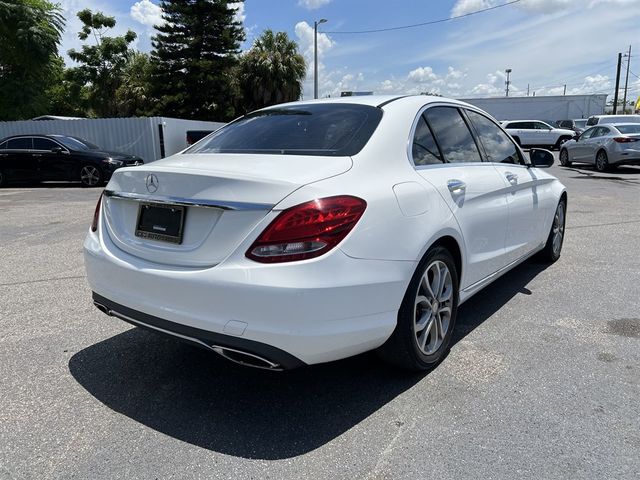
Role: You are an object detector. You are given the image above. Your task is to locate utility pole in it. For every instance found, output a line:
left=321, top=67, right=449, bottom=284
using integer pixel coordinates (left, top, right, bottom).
left=313, top=19, right=328, bottom=99
left=527, top=83, right=530, bottom=96
left=623, top=45, right=632, bottom=114
left=505, top=68, right=512, bottom=97
left=613, top=52, right=622, bottom=114
left=563, top=84, right=567, bottom=96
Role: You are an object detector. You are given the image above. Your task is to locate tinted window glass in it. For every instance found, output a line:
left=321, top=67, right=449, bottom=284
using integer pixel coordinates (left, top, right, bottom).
left=187, top=104, right=383, bottom=156
left=7, top=138, right=32, bottom=150
left=424, top=107, right=482, bottom=163
left=614, top=124, right=640, bottom=134
left=595, top=127, right=611, bottom=136
left=466, top=110, right=521, bottom=164
left=533, top=122, right=551, bottom=130
left=586, top=117, right=598, bottom=126
left=508, top=122, right=533, bottom=129
left=54, top=136, right=92, bottom=151
left=580, top=128, right=597, bottom=139
left=412, top=115, right=443, bottom=165
left=0, top=141, right=6, bottom=150
left=559, top=120, right=572, bottom=128
left=33, top=138, right=60, bottom=150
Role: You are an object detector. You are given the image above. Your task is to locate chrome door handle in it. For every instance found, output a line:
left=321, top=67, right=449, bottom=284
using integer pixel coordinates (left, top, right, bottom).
left=505, top=172, right=518, bottom=184
left=32, top=154, right=43, bottom=157
left=447, top=179, right=466, bottom=193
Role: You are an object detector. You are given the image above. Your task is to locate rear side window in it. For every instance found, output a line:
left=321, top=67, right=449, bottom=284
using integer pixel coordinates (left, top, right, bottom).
left=586, top=117, right=598, bottom=126
left=7, top=138, right=32, bottom=150
left=0, top=141, right=6, bottom=150
left=186, top=104, right=383, bottom=156
left=424, top=107, right=482, bottom=163
left=580, top=128, right=597, bottom=139
left=33, top=138, right=60, bottom=150
left=559, top=120, right=572, bottom=128
left=466, top=110, right=522, bottom=164
left=411, top=115, right=443, bottom=165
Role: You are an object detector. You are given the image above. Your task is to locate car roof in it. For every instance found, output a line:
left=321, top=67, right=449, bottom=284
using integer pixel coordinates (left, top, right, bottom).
left=503, top=119, right=551, bottom=123
left=262, top=94, right=476, bottom=110
left=610, top=123, right=640, bottom=127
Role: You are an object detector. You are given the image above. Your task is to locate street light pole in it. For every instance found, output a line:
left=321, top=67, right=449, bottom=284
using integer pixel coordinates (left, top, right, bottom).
left=314, top=19, right=327, bottom=99
left=623, top=45, right=632, bottom=114
left=505, top=68, right=512, bottom=97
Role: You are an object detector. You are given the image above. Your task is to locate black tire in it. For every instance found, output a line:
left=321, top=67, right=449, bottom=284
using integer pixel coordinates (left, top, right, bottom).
left=79, top=164, right=103, bottom=187
left=377, top=246, right=459, bottom=371
left=537, top=198, right=566, bottom=263
left=0, top=169, right=6, bottom=187
left=595, top=150, right=609, bottom=172
left=559, top=149, right=572, bottom=167
left=555, top=136, right=571, bottom=150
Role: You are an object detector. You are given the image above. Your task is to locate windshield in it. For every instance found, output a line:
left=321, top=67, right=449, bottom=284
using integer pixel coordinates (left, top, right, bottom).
left=185, top=103, right=383, bottom=156
left=54, top=136, right=96, bottom=151
left=614, top=124, right=640, bottom=134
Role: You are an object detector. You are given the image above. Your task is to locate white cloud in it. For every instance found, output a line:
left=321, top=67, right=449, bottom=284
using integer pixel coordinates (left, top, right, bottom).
left=130, top=0, right=164, bottom=28
left=229, top=2, right=246, bottom=23
left=408, top=66, right=438, bottom=83
left=452, top=0, right=638, bottom=16
left=298, top=0, right=331, bottom=9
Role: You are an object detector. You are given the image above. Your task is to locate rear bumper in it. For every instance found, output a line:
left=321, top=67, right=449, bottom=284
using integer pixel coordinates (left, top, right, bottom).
left=610, top=150, right=640, bottom=166
left=84, top=227, right=415, bottom=366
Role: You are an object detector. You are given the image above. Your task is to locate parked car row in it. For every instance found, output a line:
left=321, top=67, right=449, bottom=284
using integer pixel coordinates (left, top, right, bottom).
left=559, top=123, right=640, bottom=171
left=0, top=134, right=144, bottom=187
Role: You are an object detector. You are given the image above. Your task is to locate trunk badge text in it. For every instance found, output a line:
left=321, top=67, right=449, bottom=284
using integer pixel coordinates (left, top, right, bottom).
left=145, top=174, right=159, bottom=193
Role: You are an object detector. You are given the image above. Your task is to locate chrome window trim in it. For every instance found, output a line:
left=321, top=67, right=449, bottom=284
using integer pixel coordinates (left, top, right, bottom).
left=32, top=136, right=69, bottom=153
left=103, top=190, right=274, bottom=211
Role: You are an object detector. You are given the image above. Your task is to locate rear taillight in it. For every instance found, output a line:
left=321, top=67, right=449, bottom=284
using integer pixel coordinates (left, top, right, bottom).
left=91, top=192, right=103, bottom=232
left=246, top=196, right=367, bottom=263
left=613, top=137, right=639, bottom=143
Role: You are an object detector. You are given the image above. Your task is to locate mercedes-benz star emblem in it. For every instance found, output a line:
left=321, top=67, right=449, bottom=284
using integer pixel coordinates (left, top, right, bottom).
left=145, top=174, right=159, bottom=193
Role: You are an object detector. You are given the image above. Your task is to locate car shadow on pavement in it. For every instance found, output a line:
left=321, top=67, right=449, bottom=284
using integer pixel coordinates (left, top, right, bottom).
left=68, top=261, right=548, bottom=460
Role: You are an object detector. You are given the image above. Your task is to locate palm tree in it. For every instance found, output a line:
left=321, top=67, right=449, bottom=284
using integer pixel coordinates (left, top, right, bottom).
left=238, top=29, right=306, bottom=112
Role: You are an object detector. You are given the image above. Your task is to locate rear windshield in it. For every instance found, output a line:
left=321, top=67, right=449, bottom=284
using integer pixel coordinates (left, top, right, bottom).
left=185, top=104, right=383, bottom=156
left=614, top=124, right=640, bottom=134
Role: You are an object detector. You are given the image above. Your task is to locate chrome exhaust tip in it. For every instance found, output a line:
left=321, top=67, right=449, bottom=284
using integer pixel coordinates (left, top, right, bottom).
left=211, top=345, right=282, bottom=371
left=93, top=301, right=111, bottom=316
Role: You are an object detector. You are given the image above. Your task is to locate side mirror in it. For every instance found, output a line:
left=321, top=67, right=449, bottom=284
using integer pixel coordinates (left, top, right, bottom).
left=529, top=148, right=554, bottom=168
left=51, top=147, right=63, bottom=154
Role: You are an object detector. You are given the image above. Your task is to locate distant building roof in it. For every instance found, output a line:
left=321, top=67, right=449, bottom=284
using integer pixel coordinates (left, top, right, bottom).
left=30, top=115, right=84, bottom=121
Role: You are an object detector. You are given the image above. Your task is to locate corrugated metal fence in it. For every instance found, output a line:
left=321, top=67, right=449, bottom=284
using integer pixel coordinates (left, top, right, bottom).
left=0, top=117, right=224, bottom=162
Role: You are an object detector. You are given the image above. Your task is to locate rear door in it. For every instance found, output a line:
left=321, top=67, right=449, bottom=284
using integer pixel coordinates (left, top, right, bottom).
left=532, top=121, right=554, bottom=145
left=412, top=105, right=510, bottom=288
left=465, top=109, right=548, bottom=262
left=4, top=137, right=37, bottom=182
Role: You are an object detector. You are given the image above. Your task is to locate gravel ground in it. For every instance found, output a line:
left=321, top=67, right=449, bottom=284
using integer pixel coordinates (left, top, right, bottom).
left=0, top=157, right=639, bottom=480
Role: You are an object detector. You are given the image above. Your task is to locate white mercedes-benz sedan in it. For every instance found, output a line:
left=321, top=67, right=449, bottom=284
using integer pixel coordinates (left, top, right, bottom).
left=84, top=95, right=567, bottom=371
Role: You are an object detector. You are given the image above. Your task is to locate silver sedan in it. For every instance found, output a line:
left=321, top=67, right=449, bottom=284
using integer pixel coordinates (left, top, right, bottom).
left=559, top=123, right=640, bottom=172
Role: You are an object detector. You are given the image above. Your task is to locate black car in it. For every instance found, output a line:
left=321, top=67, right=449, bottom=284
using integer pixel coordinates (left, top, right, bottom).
left=0, top=134, right=144, bottom=187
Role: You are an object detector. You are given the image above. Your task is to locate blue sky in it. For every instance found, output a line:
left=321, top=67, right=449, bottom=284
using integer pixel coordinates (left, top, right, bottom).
left=58, top=0, right=640, bottom=102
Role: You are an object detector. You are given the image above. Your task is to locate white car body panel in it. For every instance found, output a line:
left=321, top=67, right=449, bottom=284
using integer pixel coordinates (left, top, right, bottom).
left=84, top=95, right=566, bottom=367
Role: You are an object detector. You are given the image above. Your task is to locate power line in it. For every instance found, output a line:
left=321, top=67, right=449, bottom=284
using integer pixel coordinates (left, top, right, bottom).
left=324, top=0, right=522, bottom=35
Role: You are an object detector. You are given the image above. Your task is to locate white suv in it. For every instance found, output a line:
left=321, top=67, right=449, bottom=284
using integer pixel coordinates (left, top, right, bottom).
left=502, top=120, right=575, bottom=149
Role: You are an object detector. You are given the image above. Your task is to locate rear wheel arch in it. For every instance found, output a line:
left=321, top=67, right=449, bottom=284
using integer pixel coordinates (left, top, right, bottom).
left=427, top=235, right=462, bottom=282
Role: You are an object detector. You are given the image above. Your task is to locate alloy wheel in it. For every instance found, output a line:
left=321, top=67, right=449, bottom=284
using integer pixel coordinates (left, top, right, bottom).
left=413, top=260, right=453, bottom=355
left=596, top=152, right=608, bottom=172
left=552, top=202, right=565, bottom=257
left=80, top=166, right=101, bottom=186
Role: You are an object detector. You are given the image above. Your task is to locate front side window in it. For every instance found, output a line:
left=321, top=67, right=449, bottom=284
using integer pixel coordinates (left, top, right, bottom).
left=424, top=107, right=482, bottom=163
left=580, top=128, right=597, bottom=140
left=187, top=104, right=383, bottom=157
left=466, top=110, right=522, bottom=164
left=7, top=138, right=32, bottom=150
left=595, top=127, right=611, bottom=137
left=33, top=138, right=60, bottom=151
left=54, top=136, right=92, bottom=151
left=533, top=122, right=551, bottom=130
left=411, top=115, right=443, bottom=165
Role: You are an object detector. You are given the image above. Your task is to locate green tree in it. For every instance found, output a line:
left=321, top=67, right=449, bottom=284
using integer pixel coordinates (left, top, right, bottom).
left=116, top=51, right=154, bottom=117
left=238, top=30, right=306, bottom=113
left=67, top=9, right=137, bottom=117
left=151, top=0, right=245, bottom=121
left=0, top=0, right=65, bottom=120
left=46, top=57, right=90, bottom=117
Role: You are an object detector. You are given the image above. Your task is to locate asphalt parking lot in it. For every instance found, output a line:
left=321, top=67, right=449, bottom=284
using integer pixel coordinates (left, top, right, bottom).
left=1, top=156, right=639, bottom=479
